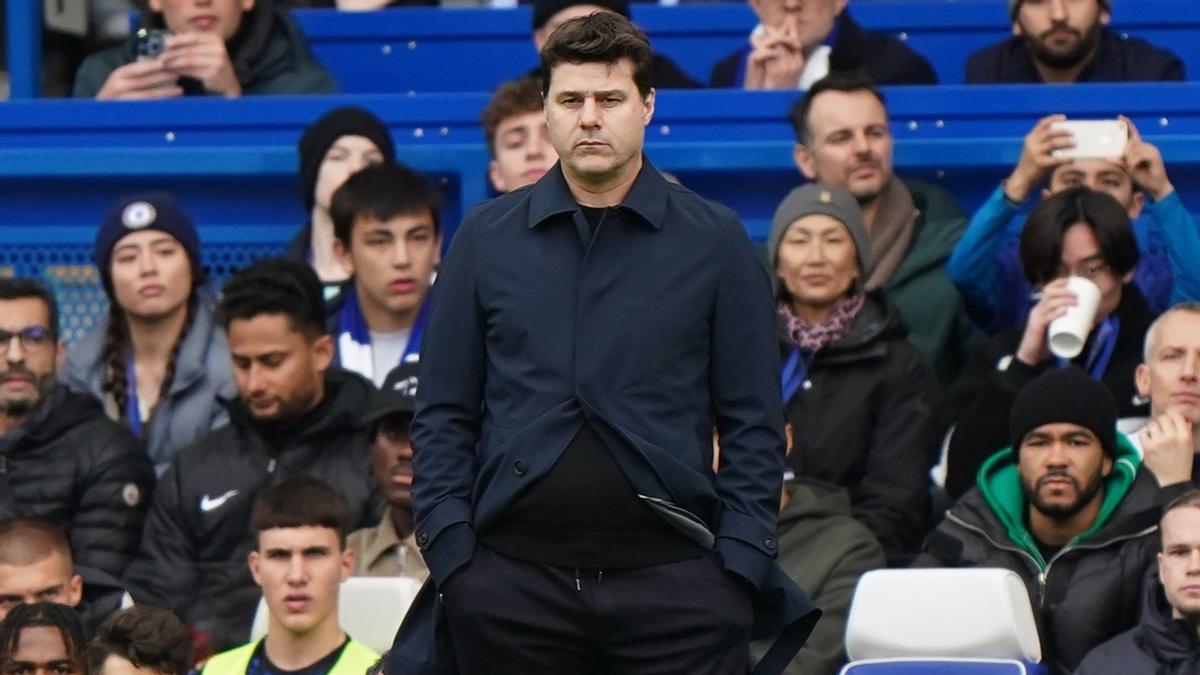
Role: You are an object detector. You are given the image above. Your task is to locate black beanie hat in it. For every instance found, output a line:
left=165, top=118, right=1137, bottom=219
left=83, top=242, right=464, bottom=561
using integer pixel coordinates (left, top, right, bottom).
left=297, top=106, right=396, bottom=213
left=94, top=192, right=202, bottom=298
left=531, top=0, right=631, bottom=31
left=1009, top=366, right=1119, bottom=458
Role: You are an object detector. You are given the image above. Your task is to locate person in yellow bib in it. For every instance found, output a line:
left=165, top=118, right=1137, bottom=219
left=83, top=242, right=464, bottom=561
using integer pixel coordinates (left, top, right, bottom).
left=202, top=477, right=379, bottom=675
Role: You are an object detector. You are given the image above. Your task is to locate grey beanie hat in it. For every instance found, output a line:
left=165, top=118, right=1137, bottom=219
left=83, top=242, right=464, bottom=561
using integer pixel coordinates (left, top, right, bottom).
left=767, top=183, right=870, bottom=299
left=1010, top=0, right=1109, bottom=18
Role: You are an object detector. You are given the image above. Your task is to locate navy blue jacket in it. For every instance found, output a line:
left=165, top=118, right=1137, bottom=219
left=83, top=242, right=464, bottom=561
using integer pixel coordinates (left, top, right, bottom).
left=388, top=160, right=818, bottom=674
left=966, top=28, right=1184, bottom=84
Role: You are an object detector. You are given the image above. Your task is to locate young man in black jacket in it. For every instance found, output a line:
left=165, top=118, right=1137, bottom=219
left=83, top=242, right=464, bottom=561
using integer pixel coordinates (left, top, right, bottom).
left=966, top=0, right=1183, bottom=84
left=123, top=259, right=382, bottom=652
left=1074, top=489, right=1200, bottom=675
left=0, top=278, right=153, bottom=584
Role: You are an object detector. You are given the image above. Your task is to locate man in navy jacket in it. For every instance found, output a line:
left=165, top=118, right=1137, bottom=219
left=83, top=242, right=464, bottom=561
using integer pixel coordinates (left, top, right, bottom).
left=388, top=10, right=817, bottom=675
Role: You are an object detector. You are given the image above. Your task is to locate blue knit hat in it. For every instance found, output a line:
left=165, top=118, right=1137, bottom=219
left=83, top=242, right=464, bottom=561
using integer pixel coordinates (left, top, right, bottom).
left=94, top=192, right=202, bottom=296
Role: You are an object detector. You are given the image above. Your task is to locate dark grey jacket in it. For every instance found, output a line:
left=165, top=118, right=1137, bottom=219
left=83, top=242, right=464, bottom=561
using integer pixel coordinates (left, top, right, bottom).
left=1073, top=571, right=1200, bottom=675
left=0, top=385, right=154, bottom=582
left=61, top=290, right=236, bottom=474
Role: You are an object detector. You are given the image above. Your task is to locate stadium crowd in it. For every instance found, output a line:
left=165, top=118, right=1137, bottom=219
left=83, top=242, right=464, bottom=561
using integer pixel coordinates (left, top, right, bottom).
left=1, top=0, right=1199, bottom=674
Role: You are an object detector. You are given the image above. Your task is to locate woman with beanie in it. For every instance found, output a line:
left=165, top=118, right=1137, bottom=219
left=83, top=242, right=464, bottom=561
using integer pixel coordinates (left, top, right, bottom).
left=286, top=106, right=396, bottom=301
left=62, top=193, right=235, bottom=475
left=770, top=183, right=942, bottom=563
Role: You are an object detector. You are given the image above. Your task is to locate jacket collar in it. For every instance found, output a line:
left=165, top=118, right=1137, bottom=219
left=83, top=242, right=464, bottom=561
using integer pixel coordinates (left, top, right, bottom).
left=527, top=157, right=670, bottom=231
left=166, top=289, right=221, bottom=397
left=358, top=507, right=417, bottom=570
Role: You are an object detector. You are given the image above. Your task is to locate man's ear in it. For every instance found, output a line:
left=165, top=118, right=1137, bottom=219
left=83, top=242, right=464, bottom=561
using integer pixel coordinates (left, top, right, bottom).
left=341, top=548, right=355, bottom=582
left=1129, top=191, right=1145, bottom=219
left=66, top=574, right=83, bottom=607
left=488, top=160, right=508, bottom=193
left=1102, top=454, right=1114, bottom=477
left=1135, top=363, right=1152, bottom=399
left=793, top=144, right=817, bottom=180
left=312, top=334, right=335, bottom=373
left=642, top=89, right=656, bottom=126
left=55, top=341, right=66, bottom=373
left=333, top=237, right=356, bottom=276
left=248, top=551, right=263, bottom=586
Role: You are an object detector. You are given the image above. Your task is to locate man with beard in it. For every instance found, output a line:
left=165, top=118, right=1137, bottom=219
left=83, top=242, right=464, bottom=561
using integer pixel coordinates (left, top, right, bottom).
left=346, top=362, right=427, bottom=582
left=1074, top=489, right=1200, bottom=674
left=124, top=259, right=382, bottom=652
left=0, top=278, right=152, bottom=583
left=966, top=0, right=1183, bottom=84
left=788, top=74, right=978, bottom=385
left=915, top=366, right=1194, bottom=675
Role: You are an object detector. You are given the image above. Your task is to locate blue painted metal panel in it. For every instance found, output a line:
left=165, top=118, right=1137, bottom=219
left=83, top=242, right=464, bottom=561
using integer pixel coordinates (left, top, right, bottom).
left=7, top=0, right=42, bottom=99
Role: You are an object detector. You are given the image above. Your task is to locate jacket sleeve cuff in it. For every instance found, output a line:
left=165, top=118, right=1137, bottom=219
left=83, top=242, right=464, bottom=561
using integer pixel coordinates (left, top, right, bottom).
left=715, top=537, right=771, bottom=592
left=418, top=522, right=476, bottom=587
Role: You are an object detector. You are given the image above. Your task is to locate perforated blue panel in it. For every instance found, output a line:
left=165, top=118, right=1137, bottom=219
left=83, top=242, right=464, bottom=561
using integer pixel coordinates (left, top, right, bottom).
left=0, top=242, right=285, bottom=345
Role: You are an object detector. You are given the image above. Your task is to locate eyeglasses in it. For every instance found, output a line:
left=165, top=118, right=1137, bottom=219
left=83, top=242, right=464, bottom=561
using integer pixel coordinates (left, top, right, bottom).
left=0, top=327, right=54, bottom=356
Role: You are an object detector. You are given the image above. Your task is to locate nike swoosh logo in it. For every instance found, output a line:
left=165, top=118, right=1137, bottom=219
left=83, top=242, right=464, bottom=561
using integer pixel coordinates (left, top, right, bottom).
left=200, top=490, right=239, bottom=512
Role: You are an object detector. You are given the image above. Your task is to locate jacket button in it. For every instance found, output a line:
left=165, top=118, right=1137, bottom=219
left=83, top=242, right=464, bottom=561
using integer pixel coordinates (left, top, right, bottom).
left=417, top=531, right=429, bottom=547
left=514, top=460, right=527, bottom=476
left=764, top=537, right=777, bottom=551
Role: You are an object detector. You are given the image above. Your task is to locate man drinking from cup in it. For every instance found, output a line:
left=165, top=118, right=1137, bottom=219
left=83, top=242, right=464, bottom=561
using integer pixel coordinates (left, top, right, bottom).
left=942, top=186, right=1157, bottom=498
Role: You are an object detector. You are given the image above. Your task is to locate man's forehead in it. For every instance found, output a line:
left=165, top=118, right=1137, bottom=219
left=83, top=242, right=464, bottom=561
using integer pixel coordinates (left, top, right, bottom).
left=809, top=91, right=888, bottom=129
left=1162, top=507, right=1200, bottom=542
left=498, top=110, right=546, bottom=134
left=1026, top=422, right=1094, bottom=438
left=0, top=298, right=50, bottom=328
left=259, top=525, right=340, bottom=547
left=1156, top=312, right=1200, bottom=351
left=1053, top=159, right=1129, bottom=181
left=548, top=60, right=639, bottom=93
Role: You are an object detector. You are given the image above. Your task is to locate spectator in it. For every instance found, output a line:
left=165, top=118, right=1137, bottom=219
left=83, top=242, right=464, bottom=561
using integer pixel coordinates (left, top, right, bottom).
left=948, top=116, right=1200, bottom=331
left=1074, top=488, right=1200, bottom=674
left=481, top=76, right=558, bottom=193
left=0, top=278, right=154, bottom=583
left=966, top=0, right=1183, bottom=84
left=0, top=519, right=127, bottom=635
left=710, top=0, right=935, bottom=89
left=1131, top=303, right=1200, bottom=484
left=0, top=604, right=87, bottom=675
left=201, top=477, right=379, bottom=675
left=917, top=367, right=1193, bottom=674
left=328, top=163, right=441, bottom=385
left=389, top=12, right=817, bottom=675
left=788, top=74, right=978, bottom=385
left=287, top=106, right=396, bottom=300
left=945, top=188, right=1154, bottom=496
left=123, top=259, right=382, bottom=652
left=768, top=183, right=941, bottom=561
left=61, top=193, right=236, bottom=475
left=74, top=0, right=336, bottom=98
left=752, top=477, right=885, bottom=675
left=347, top=363, right=428, bottom=581
left=87, top=606, right=193, bottom=675
left=528, top=0, right=700, bottom=88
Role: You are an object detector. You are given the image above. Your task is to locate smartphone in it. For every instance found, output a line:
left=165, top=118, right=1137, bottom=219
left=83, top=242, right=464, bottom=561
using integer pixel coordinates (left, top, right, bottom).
left=135, top=28, right=170, bottom=60
left=1050, top=119, right=1129, bottom=160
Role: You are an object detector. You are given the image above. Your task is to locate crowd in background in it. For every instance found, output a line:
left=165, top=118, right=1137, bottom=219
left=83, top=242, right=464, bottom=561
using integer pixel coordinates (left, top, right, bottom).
left=0, top=0, right=1199, bottom=674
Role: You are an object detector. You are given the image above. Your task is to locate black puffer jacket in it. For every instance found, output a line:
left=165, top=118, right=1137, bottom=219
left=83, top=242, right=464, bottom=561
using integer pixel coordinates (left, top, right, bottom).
left=782, top=291, right=941, bottom=561
left=1073, top=571, right=1200, bottom=675
left=123, top=369, right=383, bottom=650
left=0, top=385, right=153, bottom=581
left=914, top=454, right=1191, bottom=675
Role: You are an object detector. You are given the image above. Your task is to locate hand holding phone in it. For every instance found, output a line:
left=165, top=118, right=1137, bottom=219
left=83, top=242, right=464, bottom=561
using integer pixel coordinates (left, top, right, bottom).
left=1049, top=119, right=1129, bottom=160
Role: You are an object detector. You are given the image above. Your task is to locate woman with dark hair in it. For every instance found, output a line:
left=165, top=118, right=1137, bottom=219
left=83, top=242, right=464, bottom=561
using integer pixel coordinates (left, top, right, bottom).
left=0, top=604, right=86, bottom=675
left=286, top=106, right=396, bottom=300
left=769, top=183, right=942, bottom=563
left=945, top=186, right=1157, bottom=497
left=73, top=0, right=336, bottom=99
left=87, top=607, right=193, bottom=675
left=62, top=193, right=235, bottom=475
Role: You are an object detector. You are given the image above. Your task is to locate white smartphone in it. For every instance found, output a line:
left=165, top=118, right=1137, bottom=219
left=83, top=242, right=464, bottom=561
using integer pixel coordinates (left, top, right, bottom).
left=1050, top=119, right=1129, bottom=160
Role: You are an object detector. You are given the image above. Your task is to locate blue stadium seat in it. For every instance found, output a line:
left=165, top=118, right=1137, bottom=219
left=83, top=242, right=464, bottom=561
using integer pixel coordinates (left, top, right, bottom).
left=842, top=659, right=1047, bottom=675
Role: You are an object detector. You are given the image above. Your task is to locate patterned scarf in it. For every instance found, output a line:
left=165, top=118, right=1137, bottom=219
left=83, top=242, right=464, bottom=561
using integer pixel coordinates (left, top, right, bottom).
left=778, top=294, right=866, bottom=353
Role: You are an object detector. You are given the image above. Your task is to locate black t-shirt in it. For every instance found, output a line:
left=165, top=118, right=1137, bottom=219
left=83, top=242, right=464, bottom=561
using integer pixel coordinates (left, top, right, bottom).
left=247, top=637, right=349, bottom=675
left=1036, top=540, right=1063, bottom=566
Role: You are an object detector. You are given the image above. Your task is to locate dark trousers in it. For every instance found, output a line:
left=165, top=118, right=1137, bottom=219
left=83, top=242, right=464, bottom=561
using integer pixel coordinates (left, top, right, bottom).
left=439, top=546, right=754, bottom=675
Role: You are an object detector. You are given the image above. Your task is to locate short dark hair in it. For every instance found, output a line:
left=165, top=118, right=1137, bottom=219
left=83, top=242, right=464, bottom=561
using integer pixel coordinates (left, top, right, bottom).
left=481, top=76, right=545, bottom=159
left=330, top=163, right=442, bottom=247
left=1162, top=488, right=1200, bottom=547
left=87, top=607, right=192, bottom=675
left=0, top=518, right=71, bottom=568
left=219, top=259, right=327, bottom=337
left=1019, top=186, right=1139, bottom=287
left=251, top=475, right=351, bottom=548
left=788, top=74, right=888, bottom=145
left=540, top=11, right=654, bottom=99
left=0, top=278, right=59, bottom=341
left=0, top=604, right=86, bottom=672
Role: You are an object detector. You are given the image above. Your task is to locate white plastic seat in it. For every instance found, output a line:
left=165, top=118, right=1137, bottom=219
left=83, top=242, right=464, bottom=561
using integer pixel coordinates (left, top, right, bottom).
left=845, top=568, right=1042, bottom=663
left=250, top=576, right=424, bottom=654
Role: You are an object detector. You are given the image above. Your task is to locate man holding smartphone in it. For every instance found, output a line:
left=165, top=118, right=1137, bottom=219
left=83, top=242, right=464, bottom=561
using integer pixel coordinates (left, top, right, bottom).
left=74, top=0, right=335, bottom=99
left=947, top=115, right=1200, bottom=332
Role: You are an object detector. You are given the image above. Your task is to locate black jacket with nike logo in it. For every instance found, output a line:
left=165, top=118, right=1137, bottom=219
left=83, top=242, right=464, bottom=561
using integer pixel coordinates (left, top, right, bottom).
left=123, top=368, right=383, bottom=650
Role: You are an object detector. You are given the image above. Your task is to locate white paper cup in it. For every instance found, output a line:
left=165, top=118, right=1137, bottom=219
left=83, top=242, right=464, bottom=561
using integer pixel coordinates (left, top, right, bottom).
left=1047, top=276, right=1102, bottom=359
